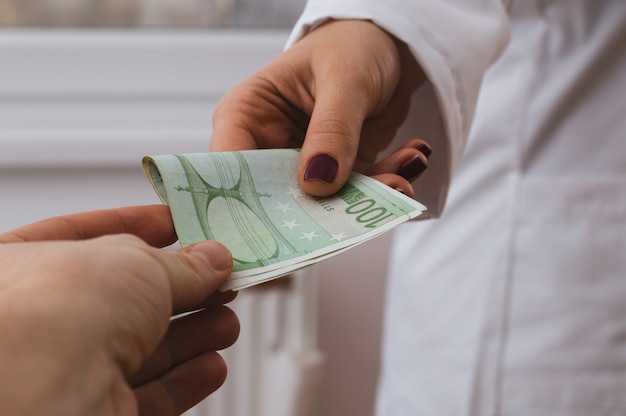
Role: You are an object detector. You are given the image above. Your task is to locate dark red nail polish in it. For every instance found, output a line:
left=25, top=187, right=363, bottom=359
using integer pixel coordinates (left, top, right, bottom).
left=397, top=157, right=427, bottom=182
left=304, top=154, right=338, bottom=183
left=417, top=143, right=432, bottom=158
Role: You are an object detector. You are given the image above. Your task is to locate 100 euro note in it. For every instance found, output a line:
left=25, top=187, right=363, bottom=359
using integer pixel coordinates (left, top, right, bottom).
left=143, top=149, right=426, bottom=291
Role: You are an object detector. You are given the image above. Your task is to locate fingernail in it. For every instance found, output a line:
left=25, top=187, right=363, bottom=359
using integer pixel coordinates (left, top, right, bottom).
left=188, top=241, right=232, bottom=271
left=304, top=154, right=338, bottom=183
left=417, top=143, right=432, bottom=158
left=397, top=156, right=427, bottom=182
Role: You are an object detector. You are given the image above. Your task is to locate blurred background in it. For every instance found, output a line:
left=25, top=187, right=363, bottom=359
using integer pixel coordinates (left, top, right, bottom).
left=0, top=0, right=305, bottom=28
left=0, top=2, right=392, bottom=416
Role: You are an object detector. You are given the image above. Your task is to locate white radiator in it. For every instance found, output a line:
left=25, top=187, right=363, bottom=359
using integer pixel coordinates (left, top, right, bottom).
left=184, top=270, right=323, bottom=416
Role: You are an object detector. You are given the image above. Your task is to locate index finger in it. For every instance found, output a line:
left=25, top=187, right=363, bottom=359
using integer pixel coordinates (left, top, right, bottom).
left=0, top=205, right=177, bottom=247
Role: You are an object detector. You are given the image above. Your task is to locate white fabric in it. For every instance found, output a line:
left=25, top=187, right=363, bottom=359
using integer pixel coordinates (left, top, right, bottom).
left=289, top=0, right=626, bottom=415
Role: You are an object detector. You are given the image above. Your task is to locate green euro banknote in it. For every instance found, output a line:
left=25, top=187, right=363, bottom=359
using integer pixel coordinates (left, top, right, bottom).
left=143, top=149, right=426, bottom=291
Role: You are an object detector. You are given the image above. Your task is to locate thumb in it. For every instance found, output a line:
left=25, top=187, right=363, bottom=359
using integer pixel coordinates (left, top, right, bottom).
left=163, top=241, right=233, bottom=311
left=298, top=83, right=370, bottom=197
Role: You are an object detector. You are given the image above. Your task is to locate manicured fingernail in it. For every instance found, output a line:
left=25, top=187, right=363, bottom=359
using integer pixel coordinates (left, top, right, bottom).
left=417, top=143, right=432, bottom=158
left=304, top=154, right=338, bottom=183
left=188, top=241, right=232, bottom=271
left=397, top=156, right=427, bottom=182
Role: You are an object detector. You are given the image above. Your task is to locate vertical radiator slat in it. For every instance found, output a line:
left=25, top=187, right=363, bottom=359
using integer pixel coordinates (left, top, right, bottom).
left=183, top=269, right=321, bottom=416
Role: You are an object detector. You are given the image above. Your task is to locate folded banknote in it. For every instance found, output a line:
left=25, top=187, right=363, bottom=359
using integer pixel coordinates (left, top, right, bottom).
left=143, top=149, right=425, bottom=290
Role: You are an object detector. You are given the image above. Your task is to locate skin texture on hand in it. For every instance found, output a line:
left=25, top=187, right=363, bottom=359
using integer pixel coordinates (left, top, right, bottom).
left=210, top=19, right=427, bottom=197
left=0, top=205, right=239, bottom=416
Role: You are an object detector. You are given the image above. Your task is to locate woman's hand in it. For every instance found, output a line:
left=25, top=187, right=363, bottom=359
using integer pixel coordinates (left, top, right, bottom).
left=211, top=19, right=426, bottom=197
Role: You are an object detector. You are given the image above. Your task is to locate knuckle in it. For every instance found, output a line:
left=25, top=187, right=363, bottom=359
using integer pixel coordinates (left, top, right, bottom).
left=308, top=115, right=357, bottom=144
left=214, top=306, right=241, bottom=346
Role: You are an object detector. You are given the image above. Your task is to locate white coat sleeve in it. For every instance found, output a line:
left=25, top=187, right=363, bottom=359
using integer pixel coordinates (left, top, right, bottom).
left=286, top=0, right=511, bottom=218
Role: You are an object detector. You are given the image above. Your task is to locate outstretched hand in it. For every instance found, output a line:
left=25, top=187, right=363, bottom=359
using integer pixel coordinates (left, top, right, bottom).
left=211, top=19, right=427, bottom=197
left=0, top=205, right=239, bottom=416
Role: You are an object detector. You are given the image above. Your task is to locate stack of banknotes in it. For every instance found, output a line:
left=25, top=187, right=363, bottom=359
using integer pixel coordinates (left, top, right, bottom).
left=143, top=149, right=425, bottom=291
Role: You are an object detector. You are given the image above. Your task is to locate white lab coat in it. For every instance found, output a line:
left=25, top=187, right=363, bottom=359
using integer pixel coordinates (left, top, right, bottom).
left=290, top=0, right=626, bottom=415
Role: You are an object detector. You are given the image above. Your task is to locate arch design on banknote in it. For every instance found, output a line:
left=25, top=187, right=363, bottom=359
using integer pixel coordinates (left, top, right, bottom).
left=174, top=153, right=299, bottom=268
